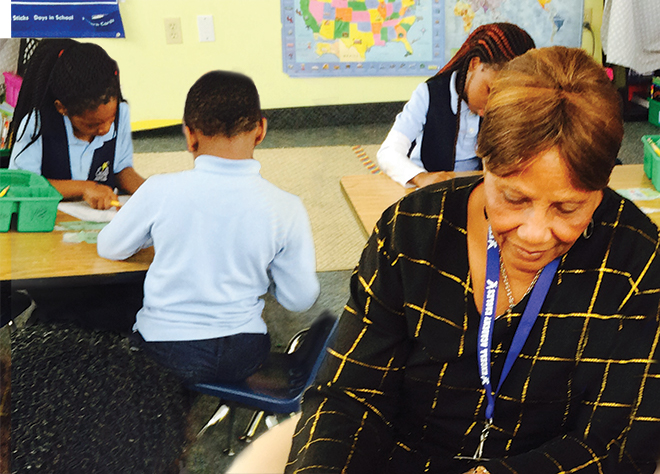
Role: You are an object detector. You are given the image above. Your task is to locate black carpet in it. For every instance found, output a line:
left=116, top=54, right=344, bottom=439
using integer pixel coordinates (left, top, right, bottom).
left=11, top=322, right=193, bottom=474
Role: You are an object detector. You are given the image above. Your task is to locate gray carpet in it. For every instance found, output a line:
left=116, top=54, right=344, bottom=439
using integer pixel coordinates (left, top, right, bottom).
left=619, top=121, right=660, bottom=164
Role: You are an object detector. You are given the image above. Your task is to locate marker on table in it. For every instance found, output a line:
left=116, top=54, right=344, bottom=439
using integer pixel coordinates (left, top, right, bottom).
left=0, top=185, right=9, bottom=197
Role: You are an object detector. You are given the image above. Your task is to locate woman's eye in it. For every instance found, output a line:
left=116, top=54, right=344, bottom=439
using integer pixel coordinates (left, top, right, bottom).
left=503, top=193, right=525, bottom=204
left=557, top=205, right=578, bottom=214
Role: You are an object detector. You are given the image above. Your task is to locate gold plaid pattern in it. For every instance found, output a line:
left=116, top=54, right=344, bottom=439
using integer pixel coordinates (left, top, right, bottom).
left=286, top=177, right=660, bottom=474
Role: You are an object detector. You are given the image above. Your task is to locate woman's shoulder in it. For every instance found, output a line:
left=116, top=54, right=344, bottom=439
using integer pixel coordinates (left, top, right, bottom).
left=573, top=187, right=660, bottom=281
left=373, top=176, right=478, bottom=259
left=403, top=175, right=480, bottom=206
left=600, top=187, right=660, bottom=241
left=381, top=176, right=479, bottom=231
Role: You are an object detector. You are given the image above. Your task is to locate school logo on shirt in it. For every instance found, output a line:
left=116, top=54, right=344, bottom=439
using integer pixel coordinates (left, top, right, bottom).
left=94, top=161, right=110, bottom=182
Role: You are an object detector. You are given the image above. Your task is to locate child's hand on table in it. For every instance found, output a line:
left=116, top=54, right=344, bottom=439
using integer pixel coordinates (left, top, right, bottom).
left=408, top=171, right=456, bottom=188
left=82, top=181, right=119, bottom=210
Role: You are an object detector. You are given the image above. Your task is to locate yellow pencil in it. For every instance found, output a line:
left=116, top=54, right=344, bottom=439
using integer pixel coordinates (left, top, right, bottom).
left=0, top=185, right=9, bottom=197
left=110, top=200, right=122, bottom=207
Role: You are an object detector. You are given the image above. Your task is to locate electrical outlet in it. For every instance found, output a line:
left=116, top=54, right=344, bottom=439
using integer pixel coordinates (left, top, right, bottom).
left=583, top=8, right=592, bottom=25
left=164, top=17, right=182, bottom=44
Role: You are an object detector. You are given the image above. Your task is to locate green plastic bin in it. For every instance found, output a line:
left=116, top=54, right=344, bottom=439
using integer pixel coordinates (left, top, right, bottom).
left=650, top=99, right=660, bottom=127
left=642, top=135, right=660, bottom=184
left=0, top=169, right=63, bottom=232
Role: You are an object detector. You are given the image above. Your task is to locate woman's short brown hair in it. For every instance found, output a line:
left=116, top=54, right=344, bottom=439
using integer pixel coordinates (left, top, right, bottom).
left=478, top=46, right=623, bottom=191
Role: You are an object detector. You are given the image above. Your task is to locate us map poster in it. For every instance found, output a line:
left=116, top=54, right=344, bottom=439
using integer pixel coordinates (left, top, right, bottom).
left=281, top=0, right=583, bottom=77
left=282, top=0, right=442, bottom=77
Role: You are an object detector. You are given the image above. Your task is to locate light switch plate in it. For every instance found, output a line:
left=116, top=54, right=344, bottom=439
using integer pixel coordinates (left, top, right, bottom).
left=198, top=15, right=215, bottom=42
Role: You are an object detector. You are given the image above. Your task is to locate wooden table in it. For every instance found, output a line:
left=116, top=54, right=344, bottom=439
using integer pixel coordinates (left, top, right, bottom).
left=0, top=210, right=152, bottom=326
left=1, top=211, right=152, bottom=283
left=341, top=165, right=660, bottom=236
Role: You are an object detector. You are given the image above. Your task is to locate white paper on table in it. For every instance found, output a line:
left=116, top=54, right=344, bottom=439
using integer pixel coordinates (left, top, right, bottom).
left=615, top=188, right=660, bottom=201
left=57, top=195, right=130, bottom=222
left=638, top=207, right=660, bottom=215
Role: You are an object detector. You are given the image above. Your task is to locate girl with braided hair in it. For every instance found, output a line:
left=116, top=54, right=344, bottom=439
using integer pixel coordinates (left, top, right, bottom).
left=377, top=22, right=535, bottom=188
left=9, top=39, right=144, bottom=209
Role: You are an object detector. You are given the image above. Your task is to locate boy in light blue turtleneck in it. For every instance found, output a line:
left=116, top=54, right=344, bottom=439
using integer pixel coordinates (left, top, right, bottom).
left=97, top=71, right=320, bottom=384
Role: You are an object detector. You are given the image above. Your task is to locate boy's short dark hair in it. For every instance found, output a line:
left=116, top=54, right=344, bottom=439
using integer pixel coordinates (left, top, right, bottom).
left=183, top=70, right=262, bottom=138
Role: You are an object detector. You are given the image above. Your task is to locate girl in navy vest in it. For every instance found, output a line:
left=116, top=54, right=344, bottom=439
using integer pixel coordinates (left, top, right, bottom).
left=377, top=23, right=535, bottom=188
left=9, top=39, right=144, bottom=209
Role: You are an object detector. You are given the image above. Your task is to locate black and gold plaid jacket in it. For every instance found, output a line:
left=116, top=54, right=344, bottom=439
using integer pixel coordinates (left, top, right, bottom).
left=287, top=177, right=660, bottom=474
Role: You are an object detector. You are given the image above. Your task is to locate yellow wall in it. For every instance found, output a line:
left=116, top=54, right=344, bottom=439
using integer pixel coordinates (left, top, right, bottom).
left=583, top=0, right=604, bottom=63
left=88, top=0, right=603, bottom=131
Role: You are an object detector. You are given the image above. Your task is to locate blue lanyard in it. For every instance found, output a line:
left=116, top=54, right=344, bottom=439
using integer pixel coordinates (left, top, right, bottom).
left=478, top=227, right=559, bottom=423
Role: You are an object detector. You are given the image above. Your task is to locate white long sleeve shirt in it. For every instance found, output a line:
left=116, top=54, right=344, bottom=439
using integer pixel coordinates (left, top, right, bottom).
left=377, top=72, right=481, bottom=187
left=97, top=155, right=320, bottom=342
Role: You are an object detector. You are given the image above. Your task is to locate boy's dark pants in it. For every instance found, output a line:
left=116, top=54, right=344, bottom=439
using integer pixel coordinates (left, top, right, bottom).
left=129, top=330, right=271, bottom=385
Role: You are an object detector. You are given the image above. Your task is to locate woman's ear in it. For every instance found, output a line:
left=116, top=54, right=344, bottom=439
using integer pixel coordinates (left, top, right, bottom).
left=54, top=100, right=67, bottom=116
left=183, top=125, right=199, bottom=153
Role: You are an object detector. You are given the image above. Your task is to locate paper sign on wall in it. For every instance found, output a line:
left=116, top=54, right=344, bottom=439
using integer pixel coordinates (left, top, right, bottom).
left=11, top=0, right=125, bottom=38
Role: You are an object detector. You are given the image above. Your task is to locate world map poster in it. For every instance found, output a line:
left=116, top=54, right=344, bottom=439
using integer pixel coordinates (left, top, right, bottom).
left=281, top=0, right=584, bottom=77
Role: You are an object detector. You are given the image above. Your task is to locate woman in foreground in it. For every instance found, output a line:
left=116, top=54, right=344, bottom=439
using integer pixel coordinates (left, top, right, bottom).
left=286, top=47, right=660, bottom=474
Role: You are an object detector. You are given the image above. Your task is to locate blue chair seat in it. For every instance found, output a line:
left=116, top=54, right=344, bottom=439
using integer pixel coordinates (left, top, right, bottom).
left=189, top=310, right=339, bottom=455
left=193, top=351, right=309, bottom=413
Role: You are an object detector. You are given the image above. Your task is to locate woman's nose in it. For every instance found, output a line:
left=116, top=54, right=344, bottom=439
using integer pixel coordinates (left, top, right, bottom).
left=517, top=208, right=552, bottom=245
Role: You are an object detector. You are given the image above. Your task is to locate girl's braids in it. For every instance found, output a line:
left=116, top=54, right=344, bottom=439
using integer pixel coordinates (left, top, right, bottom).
left=429, top=22, right=535, bottom=166
left=9, top=39, right=122, bottom=153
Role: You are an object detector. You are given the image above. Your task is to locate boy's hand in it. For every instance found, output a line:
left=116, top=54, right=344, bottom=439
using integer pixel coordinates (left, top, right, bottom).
left=82, top=182, right=118, bottom=210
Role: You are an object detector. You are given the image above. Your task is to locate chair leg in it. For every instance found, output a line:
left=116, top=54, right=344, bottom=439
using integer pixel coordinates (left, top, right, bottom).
left=196, top=402, right=229, bottom=439
left=265, top=414, right=279, bottom=429
left=224, top=403, right=236, bottom=456
left=239, top=410, right=265, bottom=443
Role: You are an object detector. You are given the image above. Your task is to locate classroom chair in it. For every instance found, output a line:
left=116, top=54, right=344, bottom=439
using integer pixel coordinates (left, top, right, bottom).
left=188, top=310, right=339, bottom=456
